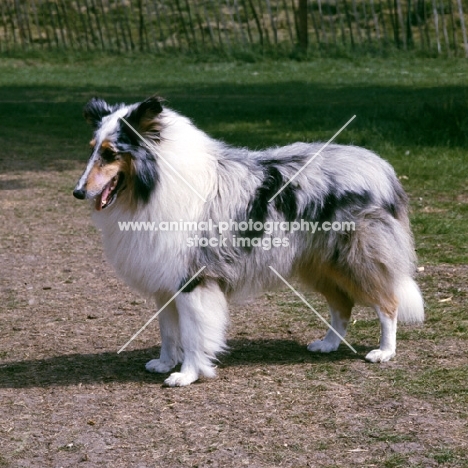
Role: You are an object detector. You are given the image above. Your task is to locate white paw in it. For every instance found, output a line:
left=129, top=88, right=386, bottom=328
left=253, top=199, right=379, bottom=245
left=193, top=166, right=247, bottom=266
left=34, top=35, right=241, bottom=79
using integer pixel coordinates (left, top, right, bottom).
left=164, top=371, right=198, bottom=387
left=145, top=358, right=176, bottom=374
left=365, top=349, right=396, bottom=363
left=307, top=339, right=340, bottom=353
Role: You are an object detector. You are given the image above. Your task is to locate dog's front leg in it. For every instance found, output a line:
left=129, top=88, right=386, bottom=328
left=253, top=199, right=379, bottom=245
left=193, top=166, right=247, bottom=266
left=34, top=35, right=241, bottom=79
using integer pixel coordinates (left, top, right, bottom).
left=146, top=301, right=183, bottom=374
left=164, top=281, right=228, bottom=387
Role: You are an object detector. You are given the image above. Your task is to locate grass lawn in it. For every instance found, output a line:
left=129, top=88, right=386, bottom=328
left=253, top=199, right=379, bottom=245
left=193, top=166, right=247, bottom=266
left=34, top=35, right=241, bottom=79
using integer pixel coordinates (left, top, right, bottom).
left=0, top=54, right=467, bottom=467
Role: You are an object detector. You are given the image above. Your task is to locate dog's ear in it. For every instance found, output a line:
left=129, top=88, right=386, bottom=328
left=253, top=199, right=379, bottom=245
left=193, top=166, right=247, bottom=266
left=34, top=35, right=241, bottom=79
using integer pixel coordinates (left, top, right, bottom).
left=127, top=96, right=164, bottom=130
left=122, top=96, right=164, bottom=143
left=83, top=98, right=114, bottom=129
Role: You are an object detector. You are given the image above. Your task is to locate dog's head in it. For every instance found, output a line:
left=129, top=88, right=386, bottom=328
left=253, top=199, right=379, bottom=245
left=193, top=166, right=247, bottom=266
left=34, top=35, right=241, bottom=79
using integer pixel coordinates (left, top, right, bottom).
left=73, top=96, right=164, bottom=210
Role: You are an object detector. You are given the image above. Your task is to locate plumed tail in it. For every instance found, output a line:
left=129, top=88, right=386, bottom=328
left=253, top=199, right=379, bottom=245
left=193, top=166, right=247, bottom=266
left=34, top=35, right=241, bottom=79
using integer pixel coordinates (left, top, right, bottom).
left=396, top=276, right=424, bottom=323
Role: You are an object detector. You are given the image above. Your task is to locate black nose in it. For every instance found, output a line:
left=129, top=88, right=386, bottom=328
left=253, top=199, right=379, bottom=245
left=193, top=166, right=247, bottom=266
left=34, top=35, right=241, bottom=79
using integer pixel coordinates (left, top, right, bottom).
left=73, top=188, right=86, bottom=200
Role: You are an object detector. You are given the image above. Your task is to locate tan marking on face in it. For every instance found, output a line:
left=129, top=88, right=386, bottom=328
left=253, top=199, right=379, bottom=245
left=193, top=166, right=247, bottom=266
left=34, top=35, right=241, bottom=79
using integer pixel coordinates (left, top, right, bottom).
left=89, top=139, right=96, bottom=148
left=116, top=153, right=141, bottom=211
left=85, top=160, right=124, bottom=195
left=101, top=139, right=117, bottom=152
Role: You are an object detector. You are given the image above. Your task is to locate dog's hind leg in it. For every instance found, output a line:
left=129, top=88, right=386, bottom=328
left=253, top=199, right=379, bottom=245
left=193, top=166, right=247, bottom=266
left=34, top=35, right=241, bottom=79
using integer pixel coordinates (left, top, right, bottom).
left=307, top=287, right=353, bottom=353
left=164, top=281, right=228, bottom=387
left=146, top=302, right=182, bottom=374
left=365, top=305, right=397, bottom=363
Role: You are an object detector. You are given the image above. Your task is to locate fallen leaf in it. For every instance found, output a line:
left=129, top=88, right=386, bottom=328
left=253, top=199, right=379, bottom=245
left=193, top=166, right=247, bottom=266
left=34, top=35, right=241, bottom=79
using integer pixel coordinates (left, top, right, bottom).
left=438, top=297, right=452, bottom=303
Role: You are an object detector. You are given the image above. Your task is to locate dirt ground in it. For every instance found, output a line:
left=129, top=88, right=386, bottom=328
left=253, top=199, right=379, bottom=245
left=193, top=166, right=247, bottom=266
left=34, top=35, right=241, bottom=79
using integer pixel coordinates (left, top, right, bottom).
left=1, top=167, right=467, bottom=467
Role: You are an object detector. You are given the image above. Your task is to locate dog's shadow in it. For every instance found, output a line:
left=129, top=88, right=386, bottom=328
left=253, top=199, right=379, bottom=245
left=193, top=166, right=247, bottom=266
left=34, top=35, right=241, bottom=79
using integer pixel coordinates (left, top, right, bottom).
left=0, top=339, right=367, bottom=389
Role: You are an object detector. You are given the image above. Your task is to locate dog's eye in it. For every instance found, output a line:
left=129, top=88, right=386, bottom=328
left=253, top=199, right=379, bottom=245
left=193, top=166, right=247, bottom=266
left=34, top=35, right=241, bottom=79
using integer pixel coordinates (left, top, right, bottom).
left=101, top=148, right=116, bottom=161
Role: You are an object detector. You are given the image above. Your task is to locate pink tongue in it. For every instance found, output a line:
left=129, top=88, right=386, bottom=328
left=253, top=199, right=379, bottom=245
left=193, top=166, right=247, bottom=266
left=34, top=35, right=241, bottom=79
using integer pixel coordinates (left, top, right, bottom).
left=95, top=182, right=112, bottom=211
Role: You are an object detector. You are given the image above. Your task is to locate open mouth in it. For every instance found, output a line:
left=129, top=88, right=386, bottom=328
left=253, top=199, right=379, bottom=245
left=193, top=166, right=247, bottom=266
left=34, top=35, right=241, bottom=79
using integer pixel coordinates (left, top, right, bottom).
left=95, top=173, right=124, bottom=211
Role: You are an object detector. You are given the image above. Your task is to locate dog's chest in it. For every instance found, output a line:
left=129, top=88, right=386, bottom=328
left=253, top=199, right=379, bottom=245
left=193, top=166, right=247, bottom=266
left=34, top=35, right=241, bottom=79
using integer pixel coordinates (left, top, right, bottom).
left=96, top=217, right=186, bottom=295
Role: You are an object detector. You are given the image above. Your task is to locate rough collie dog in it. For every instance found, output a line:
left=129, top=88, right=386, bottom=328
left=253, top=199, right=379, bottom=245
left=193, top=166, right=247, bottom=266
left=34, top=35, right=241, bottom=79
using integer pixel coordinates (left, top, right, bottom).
left=73, top=96, right=424, bottom=387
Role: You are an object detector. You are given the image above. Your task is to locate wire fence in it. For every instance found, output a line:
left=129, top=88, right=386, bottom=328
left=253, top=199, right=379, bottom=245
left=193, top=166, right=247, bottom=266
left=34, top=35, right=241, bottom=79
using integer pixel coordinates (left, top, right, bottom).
left=1, top=0, right=467, bottom=56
